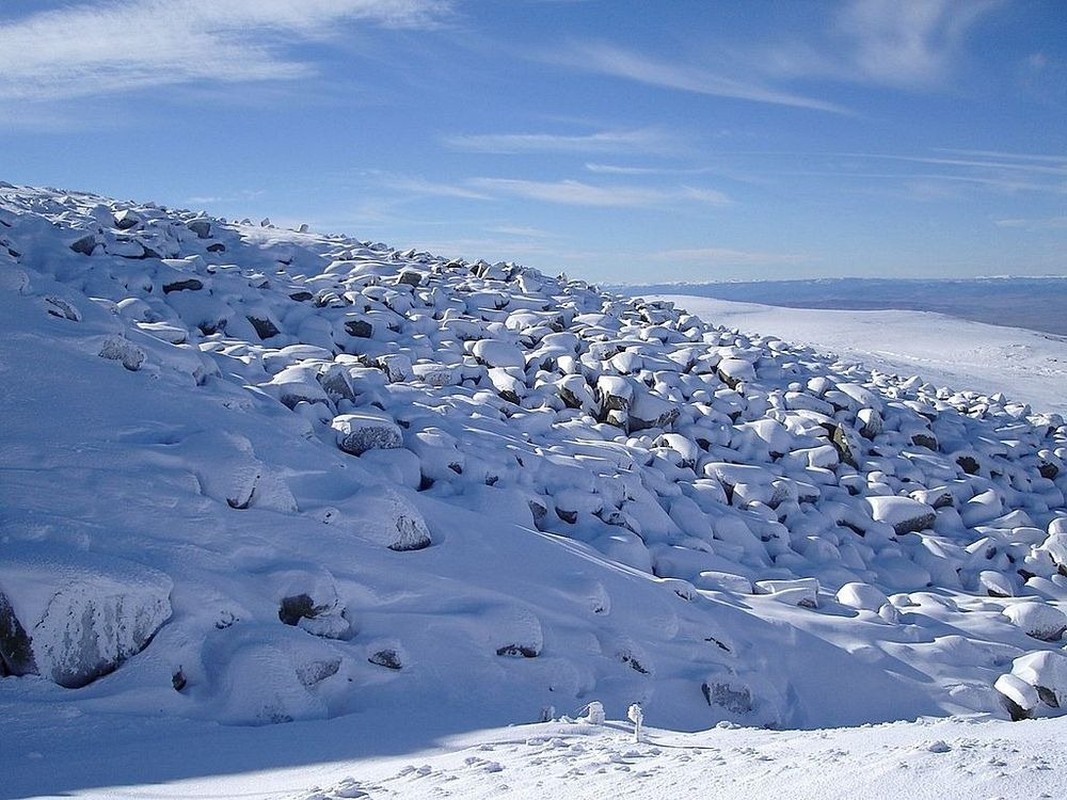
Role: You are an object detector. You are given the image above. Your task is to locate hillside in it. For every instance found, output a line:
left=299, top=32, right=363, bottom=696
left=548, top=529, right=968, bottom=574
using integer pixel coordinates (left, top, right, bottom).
left=2, top=183, right=1067, bottom=795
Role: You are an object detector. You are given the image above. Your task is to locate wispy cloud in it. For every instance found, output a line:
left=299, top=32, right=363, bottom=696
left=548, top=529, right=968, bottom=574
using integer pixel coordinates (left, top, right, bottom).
left=377, top=173, right=493, bottom=201
left=548, top=42, right=848, bottom=114
left=443, top=127, right=683, bottom=155
left=834, top=0, right=1002, bottom=88
left=487, top=225, right=560, bottom=239
left=0, top=0, right=450, bottom=101
left=995, top=217, right=1067, bottom=231
left=751, top=0, right=1003, bottom=90
left=467, top=177, right=730, bottom=208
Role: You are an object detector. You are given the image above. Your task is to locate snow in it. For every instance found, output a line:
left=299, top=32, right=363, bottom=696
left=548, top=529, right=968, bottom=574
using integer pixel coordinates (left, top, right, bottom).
left=2, top=184, right=1067, bottom=798
left=652, top=295, right=1067, bottom=417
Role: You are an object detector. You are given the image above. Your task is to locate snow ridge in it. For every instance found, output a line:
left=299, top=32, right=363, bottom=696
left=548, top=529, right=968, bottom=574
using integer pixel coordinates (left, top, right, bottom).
left=2, top=182, right=1067, bottom=732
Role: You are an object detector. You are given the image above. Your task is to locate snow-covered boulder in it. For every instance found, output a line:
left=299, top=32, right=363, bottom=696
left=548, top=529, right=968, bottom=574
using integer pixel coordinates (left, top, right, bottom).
left=836, top=582, right=890, bottom=612
left=352, top=487, right=432, bottom=551
left=331, top=411, right=402, bottom=456
left=754, top=578, right=819, bottom=608
left=1002, top=602, right=1067, bottom=641
left=865, top=496, right=936, bottom=536
left=0, top=546, right=172, bottom=688
left=1006, top=651, right=1067, bottom=711
left=470, top=339, right=525, bottom=369
left=994, top=672, right=1039, bottom=720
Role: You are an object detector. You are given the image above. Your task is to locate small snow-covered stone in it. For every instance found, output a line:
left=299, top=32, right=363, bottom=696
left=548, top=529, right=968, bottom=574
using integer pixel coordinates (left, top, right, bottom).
left=694, top=571, right=753, bottom=594
left=754, top=577, right=819, bottom=608
left=979, top=570, right=1015, bottom=598
left=332, top=411, right=402, bottom=456
left=98, top=335, right=146, bottom=371
left=836, top=582, right=890, bottom=612
left=864, top=496, right=936, bottom=536
left=353, top=487, right=432, bottom=551
left=470, top=339, right=525, bottom=369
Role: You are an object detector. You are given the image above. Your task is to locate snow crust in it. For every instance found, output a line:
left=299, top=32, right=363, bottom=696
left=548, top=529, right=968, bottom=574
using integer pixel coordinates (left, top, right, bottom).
left=2, top=183, right=1067, bottom=797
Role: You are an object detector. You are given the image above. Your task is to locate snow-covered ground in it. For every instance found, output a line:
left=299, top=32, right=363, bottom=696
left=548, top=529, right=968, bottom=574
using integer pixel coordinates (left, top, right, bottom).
left=2, top=184, right=1067, bottom=799
left=652, top=295, right=1067, bottom=417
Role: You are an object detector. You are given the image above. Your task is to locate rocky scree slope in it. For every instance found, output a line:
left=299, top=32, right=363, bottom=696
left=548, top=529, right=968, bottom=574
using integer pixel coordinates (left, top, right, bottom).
left=2, top=183, right=1067, bottom=729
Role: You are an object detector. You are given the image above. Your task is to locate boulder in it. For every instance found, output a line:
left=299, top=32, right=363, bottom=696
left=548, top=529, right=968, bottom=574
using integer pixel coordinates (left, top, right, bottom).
left=754, top=577, right=819, bottom=608
left=0, top=546, right=172, bottom=688
left=864, top=496, right=936, bottom=535
left=1002, top=602, right=1067, bottom=641
left=98, top=335, right=146, bottom=371
left=1009, top=651, right=1067, bottom=709
left=332, top=411, right=402, bottom=456
left=353, top=487, right=432, bottom=551
left=836, top=581, right=890, bottom=612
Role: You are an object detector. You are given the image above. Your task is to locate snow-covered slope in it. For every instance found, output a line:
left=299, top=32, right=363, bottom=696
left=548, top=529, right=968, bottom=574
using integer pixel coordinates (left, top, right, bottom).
left=2, top=183, right=1067, bottom=796
left=652, top=294, right=1067, bottom=417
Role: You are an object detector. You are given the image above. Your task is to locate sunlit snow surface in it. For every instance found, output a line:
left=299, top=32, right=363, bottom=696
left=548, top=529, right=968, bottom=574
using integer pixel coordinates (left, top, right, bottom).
left=2, top=185, right=1067, bottom=799
left=652, top=295, right=1067, bottom=417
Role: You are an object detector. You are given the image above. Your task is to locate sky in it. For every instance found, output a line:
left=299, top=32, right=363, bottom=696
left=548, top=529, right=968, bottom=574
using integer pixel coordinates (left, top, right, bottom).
left=1, top=0, right=1064, bottom=284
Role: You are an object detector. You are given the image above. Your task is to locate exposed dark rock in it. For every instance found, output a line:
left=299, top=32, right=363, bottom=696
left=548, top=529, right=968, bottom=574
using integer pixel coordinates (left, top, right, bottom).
left=344, top=319, right=373, bottom=338
left=368, top=649, right=403, bottom=670
left=702, top=679, right=754, bottom=714
left=206, top=242, right=226, bottom=253
left=278, top=593, right=320, bottom=626
left=163, top=278, right=204, bottom=293
left=187, top=219, right=212, bottom=239
left=247, top=315, right=280, bottom=340
left=113, top=209, right=141, bottom=230
left=1000, top=693, right=1031, bottom=721
left=620, top=653, right=650, bottom=674
left=829, top=424, right=861, bottom=468
left=0, top=590, right=37, bottom=677
left=43, top=296, right=81, bottom=321
left=69, top=234, right=98, bottom=255
left=496, top=644, right=539, bottom=658
left=911, top=432, right=938, bottom=450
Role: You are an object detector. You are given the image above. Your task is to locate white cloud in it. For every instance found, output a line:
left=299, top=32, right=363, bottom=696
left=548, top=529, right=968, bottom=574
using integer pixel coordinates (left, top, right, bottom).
left=0, top=0, right=449, bottom=101
left=378, top=173, right=493, bottom=201
left=835, top=0, right=1001, bottom=88
left=995, top=217, right=1067, bottom=231
left=468, top=177, right=730, bottom=208
left=443, top=127, right=683, bottom=155
left=549, top=42, right=848, bottom=114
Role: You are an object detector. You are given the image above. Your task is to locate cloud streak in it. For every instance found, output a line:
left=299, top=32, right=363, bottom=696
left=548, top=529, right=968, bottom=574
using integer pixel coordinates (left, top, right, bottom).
left=547, top=42, right=848, bottom=114
left=443, top=127, right=684, bottom=155
left=468, top=177, right=730, bottom=208
left=750, top=0, right=1003, bottom=90
left=834, top=0, right=1002, bottom=88
left=0, top=0, right=449, bottom=101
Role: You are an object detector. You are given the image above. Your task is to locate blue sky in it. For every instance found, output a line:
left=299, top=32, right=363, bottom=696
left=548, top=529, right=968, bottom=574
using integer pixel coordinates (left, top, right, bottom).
left=1, top=0, right=1064, bottom=283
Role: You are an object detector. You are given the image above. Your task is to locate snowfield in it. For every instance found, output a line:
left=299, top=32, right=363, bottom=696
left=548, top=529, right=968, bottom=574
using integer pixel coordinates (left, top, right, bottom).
left=2, top=184, right=1067, bottom=798
left=651, top=295, right=1067, bottom=417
